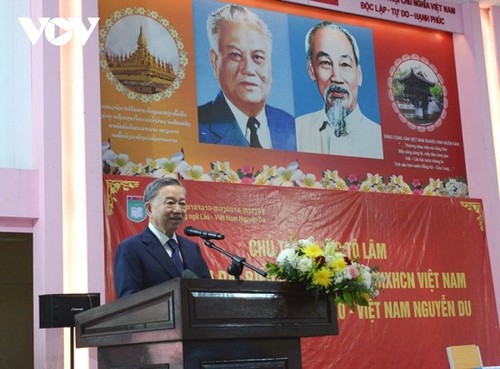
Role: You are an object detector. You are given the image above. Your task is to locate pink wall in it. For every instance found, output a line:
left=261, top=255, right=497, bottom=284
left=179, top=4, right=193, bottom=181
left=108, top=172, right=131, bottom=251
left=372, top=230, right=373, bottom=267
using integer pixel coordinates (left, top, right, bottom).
left=0, top=169, right=38, bottom=221
left=455, top=2, right=500, bottom=328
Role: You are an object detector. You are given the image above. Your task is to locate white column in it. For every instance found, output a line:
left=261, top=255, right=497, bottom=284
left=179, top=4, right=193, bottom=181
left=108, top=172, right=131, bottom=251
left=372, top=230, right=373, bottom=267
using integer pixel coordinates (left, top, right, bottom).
left=454, top=1, right=500, bottom=323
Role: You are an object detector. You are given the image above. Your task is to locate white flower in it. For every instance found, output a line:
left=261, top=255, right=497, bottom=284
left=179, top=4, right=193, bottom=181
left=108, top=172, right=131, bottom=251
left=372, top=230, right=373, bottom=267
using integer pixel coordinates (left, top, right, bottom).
left=102, top=141, right=116, bottom=161
left=261, top=165, right=277, bottom=179
left=321, top=170, right=348, bottom=190
left=211, top=161, right=231, bottom=173
left=444, top=179, right=468, bottom=197
left=106, top=153, right=130, bottom=169
left=153, top=153, right=190, bottom=177
left=297, top=256, right=313, bottom=272
left=122, top=162, right=146, bottom=176
left=297, top=173, right=323, bottom=188
left=386, top=175, right=412, bottom=194
left=146, top=157, right=159, bottom=172
left=224, top=170, right=241, bottom=183
left=334, top=272, right=346, bottom=284
left=423, top=178, right=445, bottom=196
left=360, top=173, right=385, bottom=192
left=298, top=237, right=315, bottom=247
left=359, top=265, right=372, bottom=289
left=270, top=162, right=304, bottom=187
left=208, top=161, right=241, bottom=183
left=254, top=172, right=271, bottom=185
left=180, top=165, right=213, bottom=181
left=276, top=248, right=297, bottom=266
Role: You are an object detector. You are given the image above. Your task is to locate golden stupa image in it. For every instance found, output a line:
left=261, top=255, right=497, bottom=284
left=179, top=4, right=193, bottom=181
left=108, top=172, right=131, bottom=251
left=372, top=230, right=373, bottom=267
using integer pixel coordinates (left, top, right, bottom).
left=106, top=25, right=177, bottom=94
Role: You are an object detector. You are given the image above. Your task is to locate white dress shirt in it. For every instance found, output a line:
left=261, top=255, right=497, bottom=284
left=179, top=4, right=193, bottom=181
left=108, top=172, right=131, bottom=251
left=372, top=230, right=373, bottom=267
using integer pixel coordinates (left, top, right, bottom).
left=148, top=223, right=181, bottom=259
left=296, top=105, right=384, bottom=159
left=225, top=96, right=272, bottom=149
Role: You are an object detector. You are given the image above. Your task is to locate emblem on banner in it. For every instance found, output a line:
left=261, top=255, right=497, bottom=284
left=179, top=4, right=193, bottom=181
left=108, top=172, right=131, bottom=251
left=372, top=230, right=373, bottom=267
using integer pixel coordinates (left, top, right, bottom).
left=127, top=195, right=147, bottom=223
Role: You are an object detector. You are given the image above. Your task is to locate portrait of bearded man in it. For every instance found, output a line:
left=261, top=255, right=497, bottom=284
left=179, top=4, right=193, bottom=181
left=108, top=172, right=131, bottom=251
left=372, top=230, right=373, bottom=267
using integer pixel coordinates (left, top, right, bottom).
left=295, top=21, right=383, bottom=159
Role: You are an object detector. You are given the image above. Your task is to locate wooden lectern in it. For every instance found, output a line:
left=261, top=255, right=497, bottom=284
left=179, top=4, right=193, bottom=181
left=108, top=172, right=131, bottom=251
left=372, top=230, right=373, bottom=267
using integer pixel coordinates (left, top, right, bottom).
left=75, top=279, right=338, bottom=369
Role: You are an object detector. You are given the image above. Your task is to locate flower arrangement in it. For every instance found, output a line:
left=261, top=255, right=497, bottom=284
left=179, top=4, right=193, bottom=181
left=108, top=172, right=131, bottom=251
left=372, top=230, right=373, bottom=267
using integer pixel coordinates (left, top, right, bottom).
left=266, top=237, right=385, bottom=311
left=102, top=140, right=469, bottom=197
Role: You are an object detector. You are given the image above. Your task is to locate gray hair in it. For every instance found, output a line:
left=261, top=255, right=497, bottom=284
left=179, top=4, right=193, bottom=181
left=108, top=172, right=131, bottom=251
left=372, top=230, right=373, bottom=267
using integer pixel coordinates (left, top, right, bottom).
left=144, top=177, right=184, bottom=203
left=207, top=4, right=272, bottom=53
left=305, top=21, right=360, bottom=65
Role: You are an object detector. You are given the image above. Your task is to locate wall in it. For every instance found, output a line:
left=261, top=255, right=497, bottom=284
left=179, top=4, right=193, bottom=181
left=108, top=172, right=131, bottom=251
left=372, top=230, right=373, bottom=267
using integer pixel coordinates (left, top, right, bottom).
left=0, top=0, right=32, bottom=169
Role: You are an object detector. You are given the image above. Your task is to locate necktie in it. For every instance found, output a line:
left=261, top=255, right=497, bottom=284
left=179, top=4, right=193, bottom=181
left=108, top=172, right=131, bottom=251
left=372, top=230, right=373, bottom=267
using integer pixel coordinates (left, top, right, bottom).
left=167, top=238, right=184, bottom=274
left=246, top=117, right=262, bottom=148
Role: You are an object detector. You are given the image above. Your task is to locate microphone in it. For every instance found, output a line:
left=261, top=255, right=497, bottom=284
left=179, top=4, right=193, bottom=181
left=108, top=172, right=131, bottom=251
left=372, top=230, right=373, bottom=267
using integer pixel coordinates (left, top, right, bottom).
left=184, top=226, right=225, bottom=240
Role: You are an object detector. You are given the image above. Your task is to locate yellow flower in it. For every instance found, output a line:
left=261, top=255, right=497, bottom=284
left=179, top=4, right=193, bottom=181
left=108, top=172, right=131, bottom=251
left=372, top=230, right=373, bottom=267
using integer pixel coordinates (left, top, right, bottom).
left=330, top=257, right=347, bottom=272
left=312, top=268, right=333, bottom=288
left=302, top=244, right=323, bottom=259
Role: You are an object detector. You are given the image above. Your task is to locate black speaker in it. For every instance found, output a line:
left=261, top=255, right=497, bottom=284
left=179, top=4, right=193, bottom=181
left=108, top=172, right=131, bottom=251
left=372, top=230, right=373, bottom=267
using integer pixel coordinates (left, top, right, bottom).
left=39, top=293, right=100, bottom=328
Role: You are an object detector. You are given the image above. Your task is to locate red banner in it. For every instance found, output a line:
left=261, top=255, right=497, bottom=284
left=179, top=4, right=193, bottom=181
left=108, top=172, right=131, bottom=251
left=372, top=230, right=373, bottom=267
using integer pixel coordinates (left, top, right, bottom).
left=104, top=174, right=500, bottom=368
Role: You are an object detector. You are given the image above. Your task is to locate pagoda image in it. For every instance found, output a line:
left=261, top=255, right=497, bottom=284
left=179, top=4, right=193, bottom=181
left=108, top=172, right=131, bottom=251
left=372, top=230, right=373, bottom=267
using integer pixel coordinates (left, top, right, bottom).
left=106, top=26, right=178, bottom=94
left=395, top=66, right=442, bottom=123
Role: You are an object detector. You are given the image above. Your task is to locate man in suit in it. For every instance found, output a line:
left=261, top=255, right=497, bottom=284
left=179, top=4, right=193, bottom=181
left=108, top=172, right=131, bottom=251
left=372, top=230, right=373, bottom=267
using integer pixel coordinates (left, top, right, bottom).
left=198, top=4, right=296, bottom=151
left=114, top=177, right=211, bottom=298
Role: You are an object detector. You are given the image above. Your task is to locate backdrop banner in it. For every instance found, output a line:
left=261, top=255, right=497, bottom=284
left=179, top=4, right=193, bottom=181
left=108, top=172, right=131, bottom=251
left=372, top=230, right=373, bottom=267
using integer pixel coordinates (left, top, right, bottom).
left=100, top=0, right=468, bottom=197
left=104, top=174, right=500, bottom=368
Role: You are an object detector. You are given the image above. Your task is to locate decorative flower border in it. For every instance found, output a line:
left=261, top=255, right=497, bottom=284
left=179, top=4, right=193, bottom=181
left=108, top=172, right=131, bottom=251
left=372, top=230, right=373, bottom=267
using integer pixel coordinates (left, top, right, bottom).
left=102, top=141, right=469, bottom=198
left=388, top=54, right=448, bottom=133
left=99, top=7, right=188, bottom=102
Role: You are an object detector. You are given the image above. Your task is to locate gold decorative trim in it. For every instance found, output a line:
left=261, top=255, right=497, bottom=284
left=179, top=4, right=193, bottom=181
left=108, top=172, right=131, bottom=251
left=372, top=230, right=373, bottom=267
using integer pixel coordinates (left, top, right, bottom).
left=460, top=201, right=484, bottom=231
left=106, top=179, right=141, bottom=215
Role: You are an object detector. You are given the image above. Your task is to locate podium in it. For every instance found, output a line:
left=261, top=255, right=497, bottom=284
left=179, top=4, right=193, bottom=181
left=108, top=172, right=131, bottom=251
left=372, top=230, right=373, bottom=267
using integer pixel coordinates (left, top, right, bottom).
left=75, top=279, right=338, bottom=369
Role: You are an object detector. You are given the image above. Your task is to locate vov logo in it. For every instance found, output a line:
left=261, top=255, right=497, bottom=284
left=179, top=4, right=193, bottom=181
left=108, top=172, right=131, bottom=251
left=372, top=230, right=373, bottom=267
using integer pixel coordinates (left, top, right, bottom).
left=18, top=17, right=99, bottom=46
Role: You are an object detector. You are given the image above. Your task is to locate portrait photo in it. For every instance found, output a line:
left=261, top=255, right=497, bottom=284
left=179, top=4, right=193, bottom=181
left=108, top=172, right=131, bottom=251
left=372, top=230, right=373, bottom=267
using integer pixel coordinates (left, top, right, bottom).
left=193, top=0, right=296, bottom=151
left=289, top=16, right=383, bottom=159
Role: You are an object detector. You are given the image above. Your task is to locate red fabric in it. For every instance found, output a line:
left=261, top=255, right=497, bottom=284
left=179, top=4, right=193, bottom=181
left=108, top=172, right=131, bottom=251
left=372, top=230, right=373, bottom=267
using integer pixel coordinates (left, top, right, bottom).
left=104, top=175, right=500, bottom=367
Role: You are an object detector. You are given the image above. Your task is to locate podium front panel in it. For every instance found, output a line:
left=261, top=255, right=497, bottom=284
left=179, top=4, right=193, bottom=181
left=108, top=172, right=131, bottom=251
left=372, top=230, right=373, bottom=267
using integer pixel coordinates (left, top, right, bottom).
left=183, top=280, right=338, bottom=339
left=76, top=279, right=338, bottom=348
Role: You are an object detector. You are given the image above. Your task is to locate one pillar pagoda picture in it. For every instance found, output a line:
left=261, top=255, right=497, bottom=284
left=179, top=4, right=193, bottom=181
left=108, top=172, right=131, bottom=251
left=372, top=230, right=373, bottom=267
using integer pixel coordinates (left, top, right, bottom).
left=392, top=59, right=444, bottom=127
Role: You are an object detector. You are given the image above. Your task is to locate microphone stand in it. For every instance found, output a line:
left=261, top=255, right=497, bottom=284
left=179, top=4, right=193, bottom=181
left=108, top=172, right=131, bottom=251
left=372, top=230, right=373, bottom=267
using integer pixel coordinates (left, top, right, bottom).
left=203, top=239, right=267, bottom=280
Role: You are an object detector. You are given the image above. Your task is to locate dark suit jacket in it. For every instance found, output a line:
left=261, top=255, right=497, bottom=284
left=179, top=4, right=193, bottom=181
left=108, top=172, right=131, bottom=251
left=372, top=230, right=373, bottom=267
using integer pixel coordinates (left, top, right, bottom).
left=114, top=227, right=211, bottom=297
left=198, top=91, right=296, bottom=151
